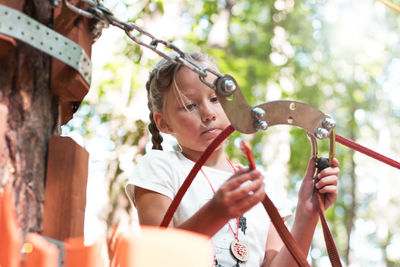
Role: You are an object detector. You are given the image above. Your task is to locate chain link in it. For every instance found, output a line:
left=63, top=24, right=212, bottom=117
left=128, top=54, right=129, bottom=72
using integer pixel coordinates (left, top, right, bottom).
left=62, top=0, right=228, bottom=90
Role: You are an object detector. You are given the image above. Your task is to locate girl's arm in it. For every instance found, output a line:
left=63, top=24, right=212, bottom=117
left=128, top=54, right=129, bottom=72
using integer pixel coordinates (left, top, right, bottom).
left=135, top=167, right=266, bottom=237
left=134, top=187, right=228, bottom=234
left=263, top=157, right=339, bottom=267
left=135, top=187, right=175, bottom=227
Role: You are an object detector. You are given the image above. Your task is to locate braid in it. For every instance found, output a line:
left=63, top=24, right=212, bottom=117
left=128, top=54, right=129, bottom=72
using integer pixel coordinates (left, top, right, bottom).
left=148, top=108, right=164, bottom=150
left=146, top=71, right=164, bottom=150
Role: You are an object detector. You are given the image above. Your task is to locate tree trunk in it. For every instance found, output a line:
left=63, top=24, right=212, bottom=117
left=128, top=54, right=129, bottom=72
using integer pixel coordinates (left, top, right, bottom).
left=0, top=0, right=58, bottom=233
left=344, top=91, right=358, bottom=266
left=344, top=136, right=356, bottom=265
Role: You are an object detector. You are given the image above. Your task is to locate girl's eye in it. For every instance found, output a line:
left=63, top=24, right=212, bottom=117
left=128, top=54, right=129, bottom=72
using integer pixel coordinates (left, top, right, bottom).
left=185, top=103, right=196, bottom=110
left=210, top=97, right=218, bottom=103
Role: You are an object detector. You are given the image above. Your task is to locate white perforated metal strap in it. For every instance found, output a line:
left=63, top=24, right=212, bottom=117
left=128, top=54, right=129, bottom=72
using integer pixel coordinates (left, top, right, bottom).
left=0, top=4, right=92, bottom=85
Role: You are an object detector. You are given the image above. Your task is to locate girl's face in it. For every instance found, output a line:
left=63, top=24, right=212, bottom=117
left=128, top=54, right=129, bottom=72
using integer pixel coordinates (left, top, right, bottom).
left=154, top=64, right=230, bottom=156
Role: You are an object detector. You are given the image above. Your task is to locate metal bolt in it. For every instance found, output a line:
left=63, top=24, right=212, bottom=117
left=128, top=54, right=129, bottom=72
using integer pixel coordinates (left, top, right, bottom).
left=222, top=79, right=236, bottom=94
left=253, top=120, right=268, bottom=131
left=322, top=117, right=336, bottom=130
left=314, top=127, right=330, bottom=139
left=251, top=107, right=266, bottom=120
left=51, top=0, right=62, bottom=7
left=216, top=76, right=237, bottom=97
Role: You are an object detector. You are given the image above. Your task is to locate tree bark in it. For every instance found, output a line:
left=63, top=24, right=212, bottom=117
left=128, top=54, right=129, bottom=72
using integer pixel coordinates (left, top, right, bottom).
left=0, top=1, right=58, bottom=232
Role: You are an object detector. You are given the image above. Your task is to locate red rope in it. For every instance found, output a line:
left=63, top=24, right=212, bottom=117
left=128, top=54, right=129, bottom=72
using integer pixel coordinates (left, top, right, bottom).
left=160, top=125, right=235, bottom=227
left=335, top=134, right=400, bottom=169
left=242, top=140, right=310, bottom=266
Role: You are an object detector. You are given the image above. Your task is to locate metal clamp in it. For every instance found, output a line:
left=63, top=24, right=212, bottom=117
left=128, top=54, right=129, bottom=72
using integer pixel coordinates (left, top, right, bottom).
left=0, top=4, right=92, bottom=86
left=214, top=75, right=336, bottom=161
left=217, top=84, right=335, bottom=140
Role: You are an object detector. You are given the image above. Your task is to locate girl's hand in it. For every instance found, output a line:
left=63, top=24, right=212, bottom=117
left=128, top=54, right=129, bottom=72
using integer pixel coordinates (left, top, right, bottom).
left=297, top=157, right=339, bottom=218
left=209, top=167, right=265, bottom=220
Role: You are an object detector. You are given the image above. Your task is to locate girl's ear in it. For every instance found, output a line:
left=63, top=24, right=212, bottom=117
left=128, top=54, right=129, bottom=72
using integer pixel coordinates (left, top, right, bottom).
left=153, top=111, right=173, bottom=134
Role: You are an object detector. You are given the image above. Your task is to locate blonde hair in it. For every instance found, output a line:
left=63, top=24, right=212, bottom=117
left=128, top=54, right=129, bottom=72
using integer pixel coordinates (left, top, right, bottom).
left=146, top=53, right=216, bottom=150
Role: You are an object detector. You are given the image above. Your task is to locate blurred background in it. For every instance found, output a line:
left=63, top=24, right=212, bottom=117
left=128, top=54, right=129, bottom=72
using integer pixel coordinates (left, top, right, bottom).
left=61, top=0, right=400, bottom=266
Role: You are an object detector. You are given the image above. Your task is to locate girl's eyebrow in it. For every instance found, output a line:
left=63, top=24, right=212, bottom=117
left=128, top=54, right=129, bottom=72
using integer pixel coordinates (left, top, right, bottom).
left=180, top=91, right=198, bottom=100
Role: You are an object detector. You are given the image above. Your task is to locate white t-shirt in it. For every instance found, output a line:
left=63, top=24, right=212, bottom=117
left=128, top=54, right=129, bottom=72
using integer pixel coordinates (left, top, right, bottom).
left=126, top=150, right=291, bottom=267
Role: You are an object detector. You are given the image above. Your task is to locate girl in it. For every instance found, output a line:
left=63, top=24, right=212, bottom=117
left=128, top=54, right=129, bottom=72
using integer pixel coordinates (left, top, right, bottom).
left=126, top=53, right=339, bottom=266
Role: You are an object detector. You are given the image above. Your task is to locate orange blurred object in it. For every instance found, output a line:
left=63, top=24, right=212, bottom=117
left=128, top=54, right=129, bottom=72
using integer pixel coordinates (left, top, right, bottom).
left=24, top=233, right=59, bottom=267
left=64, top=237, right=104, bottom=267
left=240, top=140, right=256, bottom=169
left=111, top=226, right=213, bottom=267
left=0, top=185, right=23, bottom=267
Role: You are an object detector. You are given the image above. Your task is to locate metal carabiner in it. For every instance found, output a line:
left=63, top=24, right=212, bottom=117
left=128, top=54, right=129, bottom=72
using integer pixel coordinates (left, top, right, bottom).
left=309, top=128, right=336, bottom=171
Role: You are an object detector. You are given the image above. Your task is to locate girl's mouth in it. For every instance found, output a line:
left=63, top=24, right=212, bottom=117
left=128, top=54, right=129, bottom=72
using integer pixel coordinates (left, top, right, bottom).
left=201, top=128, right=219, bottom=135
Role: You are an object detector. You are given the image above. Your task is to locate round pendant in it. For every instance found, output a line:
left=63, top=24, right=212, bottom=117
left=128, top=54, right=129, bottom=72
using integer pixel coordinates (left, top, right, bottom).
left=230, top=240, right=249, bottom=262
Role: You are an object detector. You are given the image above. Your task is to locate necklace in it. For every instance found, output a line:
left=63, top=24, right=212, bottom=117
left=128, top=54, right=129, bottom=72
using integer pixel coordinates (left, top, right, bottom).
left=181, top=152, right=249, bottom=262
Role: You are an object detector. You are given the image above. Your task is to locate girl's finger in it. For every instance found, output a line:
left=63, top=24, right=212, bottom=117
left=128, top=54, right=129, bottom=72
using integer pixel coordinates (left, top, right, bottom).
left=227, top=177, right=264, bottom=203
left=236, top=165, right=246, bottom=171
left=317, top=184, right=338, bottom=195
left=315, top=175, right=338, bottom=189
left=317, top=166, right=339, bottom=179
left=331, top=157, right=340, bottom=167
left=224, top=170, right=263, bottom=190
left=231, top=166, right=250, bottom=176
left=229, top=185, right=265, bottom=215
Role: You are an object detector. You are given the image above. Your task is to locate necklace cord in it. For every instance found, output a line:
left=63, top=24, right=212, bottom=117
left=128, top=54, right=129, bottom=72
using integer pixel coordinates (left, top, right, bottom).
left=182, top=152, right=240, bottom=241
left=199, top=170, right=240, bottom=241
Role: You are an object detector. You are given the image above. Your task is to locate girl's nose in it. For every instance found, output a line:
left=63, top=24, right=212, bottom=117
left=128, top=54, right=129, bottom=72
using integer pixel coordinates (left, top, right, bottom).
left=200, top=103, right=216, bottom=122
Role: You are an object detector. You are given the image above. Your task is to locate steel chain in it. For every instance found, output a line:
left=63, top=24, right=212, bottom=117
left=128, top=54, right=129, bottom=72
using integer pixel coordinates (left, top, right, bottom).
left=62, top=0, right=225, bottom=90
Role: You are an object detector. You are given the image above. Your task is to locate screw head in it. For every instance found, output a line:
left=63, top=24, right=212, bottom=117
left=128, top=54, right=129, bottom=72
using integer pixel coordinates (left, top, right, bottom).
left=322, top=118, right=336, bottom=130
left=216, top=75, right=237, bottom=97
left=253, top=120, right=268, bottom=131
left=222, top=79, right=236, bottom=93
left=314, top=127, right=330, bottom=139
left=251, top=107, right=266, bottom=120
left=51, top=0, right=62, bottom=6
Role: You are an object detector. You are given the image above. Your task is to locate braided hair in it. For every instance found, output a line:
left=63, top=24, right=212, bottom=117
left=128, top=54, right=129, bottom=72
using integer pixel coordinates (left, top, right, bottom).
left=146, top=53, right=215, bottom=150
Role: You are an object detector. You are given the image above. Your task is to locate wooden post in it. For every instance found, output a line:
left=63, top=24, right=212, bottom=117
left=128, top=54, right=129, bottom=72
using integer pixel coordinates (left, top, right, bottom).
left=42, top=136, right=89, bottom=240
left=51, top=0, right=95, bottom=124
left=0, top=0, right=23, bottom=59
left=0, top=104, right=7, bottom=162
left=1, top=0, right=58, bottom=233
